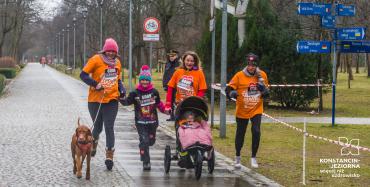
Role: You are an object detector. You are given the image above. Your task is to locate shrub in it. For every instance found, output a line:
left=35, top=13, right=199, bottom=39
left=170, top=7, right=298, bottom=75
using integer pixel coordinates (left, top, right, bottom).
left=0, top=68, right=17, bottom=78
left=0, top=56, right=16, bottom=68
left=0, top=74, right=5, bottom=94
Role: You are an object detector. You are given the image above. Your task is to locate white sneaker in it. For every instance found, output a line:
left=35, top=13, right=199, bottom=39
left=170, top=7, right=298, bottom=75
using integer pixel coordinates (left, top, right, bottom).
left=234, top=156, right=241, bottom=168
left=251, top=157, right=259, bottom=168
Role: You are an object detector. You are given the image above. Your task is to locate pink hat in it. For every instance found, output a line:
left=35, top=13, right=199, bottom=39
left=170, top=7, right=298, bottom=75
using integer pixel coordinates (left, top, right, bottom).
left=102, top=38, right=118, bottom=53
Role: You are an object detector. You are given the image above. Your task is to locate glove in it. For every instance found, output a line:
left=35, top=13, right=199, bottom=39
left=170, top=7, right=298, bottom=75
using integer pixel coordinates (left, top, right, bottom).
left=229, top=90, right=238, bottom=99
left=95, top=83, right=104, bottom=91
left=257, top=82, right=266, bottom=92
left=119, top=87, right=126, bottom=100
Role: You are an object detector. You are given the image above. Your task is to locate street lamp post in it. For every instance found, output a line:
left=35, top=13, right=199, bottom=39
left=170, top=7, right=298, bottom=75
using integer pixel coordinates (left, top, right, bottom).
left=58, top=32, right=61, bottom=64
left=62, top=29, right=65, bottom=65
left=73, top=17, right=76, bottom=69
left=129, top=0, right=133, bottom=91
left=97, top=0, right=104, bottom=48
left=219, top=0, right=228, bottom=138
left=67, top=24, right=70, bottom=68
left=82, top=8, right=88, bottom=66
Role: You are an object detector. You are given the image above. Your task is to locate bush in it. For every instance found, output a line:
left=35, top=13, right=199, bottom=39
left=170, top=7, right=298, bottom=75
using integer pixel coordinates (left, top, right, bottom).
left=0, top=68, right=17, bottom=78
left=0, top=74, right=5, bottom=94
left=0, top=56, right=16, bottom=68
left=19, top=63, right=27, bottom=69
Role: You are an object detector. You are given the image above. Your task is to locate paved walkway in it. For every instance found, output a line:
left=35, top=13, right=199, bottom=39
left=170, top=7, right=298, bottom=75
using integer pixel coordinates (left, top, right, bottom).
left=0, top=64, right=280, bottom=187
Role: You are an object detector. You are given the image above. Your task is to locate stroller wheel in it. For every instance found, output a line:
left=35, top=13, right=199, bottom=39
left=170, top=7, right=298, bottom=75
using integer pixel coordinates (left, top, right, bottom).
left=194, top=150, right=203, bottom=180
left=164, top=145, right=171, bottom=173
left=207, top=149, right=215, bottom=174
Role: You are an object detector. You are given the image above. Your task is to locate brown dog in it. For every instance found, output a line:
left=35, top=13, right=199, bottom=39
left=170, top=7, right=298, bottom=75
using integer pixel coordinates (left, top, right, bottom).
left=71, top=118, right=93, bottom=180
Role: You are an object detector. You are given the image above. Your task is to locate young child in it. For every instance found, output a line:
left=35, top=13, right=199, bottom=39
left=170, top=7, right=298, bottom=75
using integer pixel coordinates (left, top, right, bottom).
left=120, top=65, right=168, bottom=170
left=178, top=111, right=212, bottom=150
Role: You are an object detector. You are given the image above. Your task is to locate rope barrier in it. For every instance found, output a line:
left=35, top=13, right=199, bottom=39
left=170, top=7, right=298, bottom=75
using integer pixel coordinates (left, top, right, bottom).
left=212, top=83, right=331, bottom=89
left=213, top=85, right=370, bottom=153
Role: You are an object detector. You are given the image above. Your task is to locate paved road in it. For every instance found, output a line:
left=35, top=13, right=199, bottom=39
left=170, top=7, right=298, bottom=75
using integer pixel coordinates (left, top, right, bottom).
left=0, top=64, right=279, bottom=187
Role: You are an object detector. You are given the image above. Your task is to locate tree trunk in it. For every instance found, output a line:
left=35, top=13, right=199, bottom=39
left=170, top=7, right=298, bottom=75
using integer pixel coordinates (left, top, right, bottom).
left=355, top=54, right=360, bottom=74
left=348, top=55, right=353, bottom=80
left=318, top=55, right=323, bottom=111
left=367, top=54, right=370, bottom=77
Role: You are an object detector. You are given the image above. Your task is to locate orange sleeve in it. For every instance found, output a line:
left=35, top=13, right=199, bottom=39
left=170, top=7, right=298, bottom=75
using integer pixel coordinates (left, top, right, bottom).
left=198, top=70, right=207, bottom=90
left=167, top=69, right=179, bottom=88
left=228, top=72, right=239, bottom=90
left=83, top=56, right=97, bottom=74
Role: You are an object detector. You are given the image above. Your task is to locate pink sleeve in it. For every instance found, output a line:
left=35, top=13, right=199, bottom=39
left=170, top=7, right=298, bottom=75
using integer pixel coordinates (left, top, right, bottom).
left=165, top=87, right=174, bottom=107
left=157, top=101, right=166, bottom=113
left=197, top=89, right=206, bottom=97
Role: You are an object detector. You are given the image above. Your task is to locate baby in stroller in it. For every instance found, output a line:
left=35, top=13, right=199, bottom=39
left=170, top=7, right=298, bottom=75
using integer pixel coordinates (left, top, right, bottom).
left=178, top=111, right=212, bottom=151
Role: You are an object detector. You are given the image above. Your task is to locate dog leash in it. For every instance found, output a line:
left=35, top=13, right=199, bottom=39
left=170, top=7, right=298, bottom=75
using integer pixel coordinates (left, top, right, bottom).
left=90, top=90, right=106, bottom=131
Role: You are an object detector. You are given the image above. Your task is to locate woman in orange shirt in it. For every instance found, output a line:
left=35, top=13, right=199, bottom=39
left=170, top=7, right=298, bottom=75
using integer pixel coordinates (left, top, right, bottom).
left=226, top=53, right=269, bottom=169
left=165, top=51, right=207, bottom=111
left=79, top=38, right=125, bottom=171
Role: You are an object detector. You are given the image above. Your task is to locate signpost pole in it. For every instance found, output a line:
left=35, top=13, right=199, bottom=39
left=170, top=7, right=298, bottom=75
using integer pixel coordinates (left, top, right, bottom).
left=332, top=39, right=337, bottom=127
left=149, top=42, right=153, bottom=73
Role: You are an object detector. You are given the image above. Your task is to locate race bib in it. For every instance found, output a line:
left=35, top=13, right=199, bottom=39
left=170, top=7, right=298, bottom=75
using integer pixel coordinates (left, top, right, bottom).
left=101, top=67, right=118, bottom=90
left=241, top=83, right=261, bottom=109
left=177, top=75, right=194, bottom=100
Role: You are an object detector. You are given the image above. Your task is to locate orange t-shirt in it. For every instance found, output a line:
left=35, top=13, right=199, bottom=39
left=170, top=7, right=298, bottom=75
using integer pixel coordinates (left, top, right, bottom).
left=82, top=54, right=122, bottom=103
left=228, top=70, right=269, bottom=119
left=167, top=68, right=207, bottom=104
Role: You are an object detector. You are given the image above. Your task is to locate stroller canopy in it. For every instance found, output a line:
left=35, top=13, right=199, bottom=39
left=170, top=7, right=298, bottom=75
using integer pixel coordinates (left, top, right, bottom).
left=175, top=96, right=208, bottom=121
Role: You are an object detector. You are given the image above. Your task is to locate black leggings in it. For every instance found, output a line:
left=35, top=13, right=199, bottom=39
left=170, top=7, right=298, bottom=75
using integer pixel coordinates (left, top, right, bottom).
left=235, top=114, right=262, bottom=158
left=136, top=124, right=158, bottom=163
left=88, top=100, right=118, bottom=150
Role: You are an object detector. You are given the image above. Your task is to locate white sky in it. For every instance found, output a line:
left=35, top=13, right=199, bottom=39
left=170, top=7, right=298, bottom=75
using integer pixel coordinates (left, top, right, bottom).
left=37, top=0, right=63, bottom=20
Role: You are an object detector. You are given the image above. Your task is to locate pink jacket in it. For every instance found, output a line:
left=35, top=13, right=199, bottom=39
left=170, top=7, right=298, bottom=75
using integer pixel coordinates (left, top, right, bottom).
left=178, top=120, right=212, bottom=149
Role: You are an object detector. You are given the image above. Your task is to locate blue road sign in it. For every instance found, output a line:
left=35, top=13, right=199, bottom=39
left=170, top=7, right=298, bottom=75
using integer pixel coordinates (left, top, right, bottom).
left=339, top=41, right=370, bottom=53
left=297, top=3, right=331, bottom=16
left=297, top=41, right=331, bottom=53
left=336, top=27, right=366, bottom=40
left=321, top=15, right=336, bottom=29
left=337, top=4, right=355, bottom=16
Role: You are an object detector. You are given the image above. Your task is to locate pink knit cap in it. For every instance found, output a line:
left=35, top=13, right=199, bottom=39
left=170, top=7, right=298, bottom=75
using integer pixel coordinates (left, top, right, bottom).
left=102, top=38, right=118, bottom=53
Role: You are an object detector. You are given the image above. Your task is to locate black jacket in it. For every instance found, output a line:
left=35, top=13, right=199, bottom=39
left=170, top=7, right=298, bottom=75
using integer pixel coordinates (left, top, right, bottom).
left=120, top=88, right=161, bottom=126
left=162, top=58, right=180, bottom=90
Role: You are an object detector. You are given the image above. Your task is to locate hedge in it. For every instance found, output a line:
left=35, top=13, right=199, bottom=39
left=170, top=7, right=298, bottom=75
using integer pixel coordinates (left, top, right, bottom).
left=0, top=74, right=5, bottom=94
left=0, top=68, right=16, bottom=78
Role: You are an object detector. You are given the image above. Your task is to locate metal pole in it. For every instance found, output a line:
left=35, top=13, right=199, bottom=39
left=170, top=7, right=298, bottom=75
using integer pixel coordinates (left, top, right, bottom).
left=100, top=3, right=103, bottom=48
left=62, top=30, right=65, bottom=65
left=57, top=33, right=60, bottom=64
left=332, top=40, right=337, bottom=127
left=67, top=25, right=70, bottom=68
left=219, top=0, right=228, bottom=138
left=74, top=22, right=76, bottom=68
left=149, top=42, right=153, bottom=74
left=302, top=118, right=307, bottom=185
left=129, top=0, right=133, bottom=91
left=83, top=16, right=87, bottom=66
left=211, top=0, right=216, bottom=128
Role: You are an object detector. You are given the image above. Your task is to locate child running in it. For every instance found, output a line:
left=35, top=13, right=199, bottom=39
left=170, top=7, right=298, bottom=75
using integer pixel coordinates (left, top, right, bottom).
left=119, top=65, right=169, bottom=170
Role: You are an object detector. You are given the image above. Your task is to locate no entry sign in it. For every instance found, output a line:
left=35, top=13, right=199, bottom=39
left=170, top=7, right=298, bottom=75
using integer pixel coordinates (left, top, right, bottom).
left=143, top=17, right=160, bottom=34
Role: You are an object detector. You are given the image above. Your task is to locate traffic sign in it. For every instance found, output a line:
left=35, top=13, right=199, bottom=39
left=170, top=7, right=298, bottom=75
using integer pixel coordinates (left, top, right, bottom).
left=339, top=41, right=370, bottom=53
left=297, top=41, right=331, bottom=53
left=143, top=34, right=160, bottom=42
left=336, top=4, right=355, bottom=16
left=336, top=27, right=366, bottom=40
left=297, top=3, right=331, bottom=16
left=143, top=17, right=160, bottom=34
left=321, top=15, right=335, bottom=29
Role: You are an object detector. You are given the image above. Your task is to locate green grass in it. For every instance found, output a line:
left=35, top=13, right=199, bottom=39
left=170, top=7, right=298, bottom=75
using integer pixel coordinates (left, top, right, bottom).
left=212, top=123, right=370, bottom=187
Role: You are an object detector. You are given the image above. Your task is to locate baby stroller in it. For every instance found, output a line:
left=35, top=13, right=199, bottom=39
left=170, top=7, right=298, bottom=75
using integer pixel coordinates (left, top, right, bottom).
left=163, top=96, right=215, bottom=180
